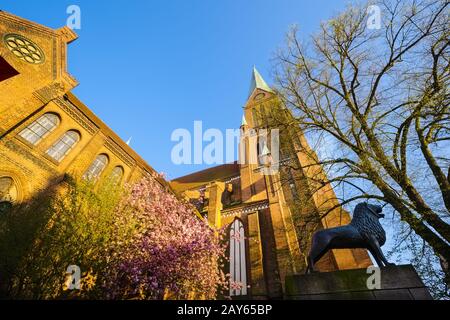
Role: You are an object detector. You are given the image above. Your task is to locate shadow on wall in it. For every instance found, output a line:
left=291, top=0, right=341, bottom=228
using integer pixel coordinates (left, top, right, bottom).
left=0, top=182, right=57, bottom=299
left=0, top=174, right=125, bottom=300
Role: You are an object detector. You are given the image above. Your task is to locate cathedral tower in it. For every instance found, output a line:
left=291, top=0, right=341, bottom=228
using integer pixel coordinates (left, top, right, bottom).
left=171, top=67, right=372, bottom=299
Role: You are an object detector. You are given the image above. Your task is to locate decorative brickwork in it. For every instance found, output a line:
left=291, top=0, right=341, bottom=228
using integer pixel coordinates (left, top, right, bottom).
left=0, top=11, right=163, bottom=203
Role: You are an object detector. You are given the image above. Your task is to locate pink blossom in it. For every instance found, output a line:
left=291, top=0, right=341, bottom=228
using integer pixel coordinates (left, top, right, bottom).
left=102, top=176, right=228, bottom=299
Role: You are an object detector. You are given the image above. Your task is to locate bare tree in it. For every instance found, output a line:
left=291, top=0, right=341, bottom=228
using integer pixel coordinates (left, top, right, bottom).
left=274, top=0, right=450, bottom=294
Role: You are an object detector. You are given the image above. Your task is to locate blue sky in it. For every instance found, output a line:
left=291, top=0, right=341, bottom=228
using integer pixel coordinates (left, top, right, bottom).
left=1, top=0, right=352, bottom=179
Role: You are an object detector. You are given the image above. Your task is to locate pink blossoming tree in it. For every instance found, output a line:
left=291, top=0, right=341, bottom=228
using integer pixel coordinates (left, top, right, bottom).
left=103, top=175, right=228, bottom=299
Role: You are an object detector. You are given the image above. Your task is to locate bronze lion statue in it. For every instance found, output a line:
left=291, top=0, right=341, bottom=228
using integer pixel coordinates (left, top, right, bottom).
left=305, top=202, right=394, bottom=273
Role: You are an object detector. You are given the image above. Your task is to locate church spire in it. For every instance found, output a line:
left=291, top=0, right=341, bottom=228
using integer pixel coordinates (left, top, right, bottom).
left=241, top=114, right=248, bottom=127
left=248, top=66, right=274, bottom=98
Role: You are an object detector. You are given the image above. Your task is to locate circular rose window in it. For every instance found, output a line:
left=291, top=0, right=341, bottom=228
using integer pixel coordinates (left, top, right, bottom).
left=3, top=34, right=45, bottom=64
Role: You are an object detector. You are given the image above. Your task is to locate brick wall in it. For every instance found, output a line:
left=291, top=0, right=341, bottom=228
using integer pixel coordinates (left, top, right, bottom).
left=0, top=11, right=161, bottom=204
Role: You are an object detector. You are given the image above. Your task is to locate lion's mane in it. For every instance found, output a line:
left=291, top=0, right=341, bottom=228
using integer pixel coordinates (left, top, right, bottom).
left=350, top=203, right=386, bottom=246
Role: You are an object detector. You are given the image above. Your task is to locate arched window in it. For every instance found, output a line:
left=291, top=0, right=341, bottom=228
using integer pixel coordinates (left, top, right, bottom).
left=110, top=166, right=124, bottom=183
left=19, top=113, right=60, bottom=145
left=0, top=176, right=17, bottom=215
left=83, top=154, right=109, bottom=180
left=46, top=130, right=80, bottom=162
left=229, top=219, right=247, bottom=296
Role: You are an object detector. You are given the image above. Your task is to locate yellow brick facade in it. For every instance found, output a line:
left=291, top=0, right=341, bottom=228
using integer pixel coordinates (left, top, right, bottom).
left=0, top=11, right=160, bottom=206
left=1, top=11, right=372, bottom=300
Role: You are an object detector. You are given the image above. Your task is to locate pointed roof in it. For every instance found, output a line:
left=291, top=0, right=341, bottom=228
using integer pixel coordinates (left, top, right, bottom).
left=171, top=162, right=240, bottom=193
left=248, top=66, right=274, bottom=98
left=261, top=143, right=271, bottom=156
left=241, top=115, right=248, bottom=126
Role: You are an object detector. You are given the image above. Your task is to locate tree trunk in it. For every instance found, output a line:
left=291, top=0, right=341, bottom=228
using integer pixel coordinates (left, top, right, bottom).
left=447, top=166, right=450, bottom=184
left=389, top=195, right=450, bottom=289
left=362, top=155, right=450, bottom=288
left=438, top=253, right=450, bottom=292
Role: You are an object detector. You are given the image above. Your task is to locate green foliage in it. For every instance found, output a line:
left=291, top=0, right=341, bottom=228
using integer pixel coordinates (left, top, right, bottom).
left=0, top=176, right=132, bottom=299
left=0, top=186, right=55, bottom=298
left=0, top=175, right=226, bottom=300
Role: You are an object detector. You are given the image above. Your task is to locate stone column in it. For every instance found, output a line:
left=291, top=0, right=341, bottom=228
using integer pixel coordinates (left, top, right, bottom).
left=207, top=181, right=225, bottom=228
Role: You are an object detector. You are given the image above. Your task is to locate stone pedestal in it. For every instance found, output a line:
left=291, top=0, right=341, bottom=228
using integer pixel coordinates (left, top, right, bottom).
left=285, top=265, right=432, bottom=300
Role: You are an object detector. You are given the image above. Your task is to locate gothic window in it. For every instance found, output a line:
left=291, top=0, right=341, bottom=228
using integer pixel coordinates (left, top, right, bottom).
left=110, top=166, right=124, bottom=183
left=0, top=177, right=17, bottom=215
left=46, top=130, right=80, bottom=162
left=229, top=218, right=247, bottom=296
left=83, top=154, right=109, bottom=180
left=19, top=113, right=60, bottom=146
left=4, top=34, right=45, bottom=64
left=256, top=140, right=261, bottom=165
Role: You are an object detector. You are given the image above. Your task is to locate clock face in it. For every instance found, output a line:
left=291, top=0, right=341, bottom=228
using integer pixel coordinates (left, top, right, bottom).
left=4, top=34, right=45, bottom=64
left=254, top=93, right=265, bottom=101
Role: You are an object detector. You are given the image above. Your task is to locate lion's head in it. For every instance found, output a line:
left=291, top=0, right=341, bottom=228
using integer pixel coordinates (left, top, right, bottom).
left=351, top=202, right=387, bottom=246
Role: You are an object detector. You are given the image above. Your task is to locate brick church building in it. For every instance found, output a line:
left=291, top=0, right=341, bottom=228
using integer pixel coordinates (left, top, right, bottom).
left=1, top=11, right=372, bottom=299
left=0, top=11, right=163, bottom=212
left=171, top=67, right=372, bottom=299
